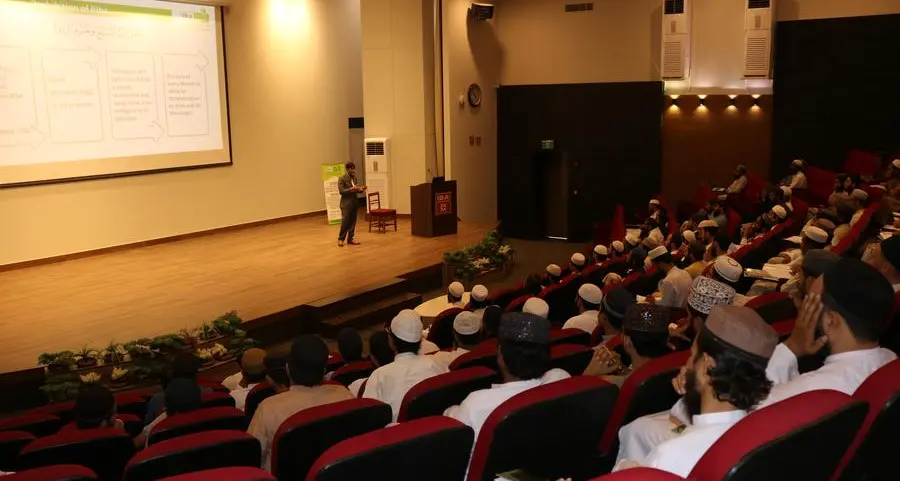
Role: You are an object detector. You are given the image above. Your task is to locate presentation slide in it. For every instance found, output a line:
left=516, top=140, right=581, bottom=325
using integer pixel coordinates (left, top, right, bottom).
left=0, top=0, right=231, bottom=186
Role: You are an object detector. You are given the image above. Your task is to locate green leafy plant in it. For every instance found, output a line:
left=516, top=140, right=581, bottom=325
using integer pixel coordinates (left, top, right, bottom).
left=442, top=230, right=513, bottom=280
left=38, top=351, right=76, bottom=370
left=198, top=322, right=221, bottom=341
left=104, top=342, right=128, bottom=364
left=150, top=334, right=185, bottom=353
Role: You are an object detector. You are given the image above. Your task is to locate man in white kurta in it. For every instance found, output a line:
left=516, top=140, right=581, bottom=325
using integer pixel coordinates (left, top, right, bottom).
left=616, top=306, right=778, bottom=477
left=646, top=247, right=693, bottom=308
left=431, top=311, right=482, bottom=369
left=562, top=283, right=604, bottom=334
left=363, top=309, right=448, bottom=421
left=444, top=312, right=570, bottom=443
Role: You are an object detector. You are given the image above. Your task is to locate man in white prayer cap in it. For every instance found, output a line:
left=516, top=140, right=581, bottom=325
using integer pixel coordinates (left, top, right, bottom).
left=523, top=297, right=550, bottom=319
left=611, top=241, right=626, bottom=260
left=781, top=159, right=808, bottom=189
left=709, top=256, right=748, bottom=306
left=562, top=283, right=604, bottom=334
left=769, top=205, right=788, bottom=224
left=697, top=220, right=719, bottom=248
left=778, top=226, right=830, bottom=295
left=625, top=233, right=641, bottom=252
left=603, top=272, right=623, bottom=287
left=544, top=264, right=563, bottom=287
left=682, top=230, right=696, bottom=245
left=469, top=284, right=490, bottom=316
left=646, top=247, right=692, bottom=308
left=432, top=311, right=483, bottom=369
left=448, top=281, right=466, bottom=307
left=571, top=252, right=587, bottom=273
left=780, top=186, right=793, bottom=212
left=594, top=244, right=610, bottom=264
left=364, top=309, right=449, bottom=421
left=850, top=189, right=869, bottom=226
left=648, top=199, right=662, bottom=221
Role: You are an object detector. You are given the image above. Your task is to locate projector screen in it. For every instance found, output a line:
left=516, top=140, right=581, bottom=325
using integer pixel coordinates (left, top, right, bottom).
left=0, top=0, right=231, bottom=186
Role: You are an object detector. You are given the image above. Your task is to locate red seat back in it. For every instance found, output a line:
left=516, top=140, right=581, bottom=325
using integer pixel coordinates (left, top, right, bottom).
left=448, top=346, right=498, bottom=372
left=244, top=383, right=276, bottom=422
left=467, top=376, right=618, bottom=481
left=832, top=359, right=900, bottom=481
left=0, top=415, right=61, bottom=438
left=599, top=350, right=689, bottom=454
left=805, top=166, right=839, bottom=206
left=746, top=292, right=797, bottom=324
left=427, top=307, right=464, bottom=350
left=154, top=467, right=273, bottom=481
left=330, top=360, right=376, bottom=388
left=487, top=283, right=525, bottom=310
left=586, top=467, right=685, bottom=481
left=2, top=465, right=97, bottom=481
left=726, top=208, right=742, bottom=238
left=540, top=275, right=583, bottom=324
left=272, top=398, right=391, bottom=481
left=18, top=428, right=134, bottom=481
left=149, top=407, right=247, bottom=445
left=201, top=390, right=236, bottom=409
left=550, top=328, right=592, bottom=347
left=0, top=430, right=36, bottom=471
left=504, top=295, right=532, bottom=313
left=27, top=403, right=75, bottom=425
left=58, top=414, right=142, bottom=438
left=398, top=367, right=498, bottom=422
left=306, top=417, right=474, bottom=481
left=610, top=204, right=626, bottom=243
left=549, top=344, right=593, bottom=376
left=842, top=150, right=880, bottom=177
left=124, top=431, right=260, bottom=481
left=690, top=390, right=867, bottom=481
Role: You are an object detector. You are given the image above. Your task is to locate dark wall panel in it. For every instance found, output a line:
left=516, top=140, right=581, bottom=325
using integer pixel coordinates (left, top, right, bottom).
left=772, top=14, right=900, bottom=180
left=497, top=82, right=663, bottom=241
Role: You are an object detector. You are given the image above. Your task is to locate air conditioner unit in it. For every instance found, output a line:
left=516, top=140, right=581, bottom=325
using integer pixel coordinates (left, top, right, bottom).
left=743, top=0, right=775, bottom=78
left=661, top=0, right=691, bottom=80
left=364, top=137, right=392, bottom=211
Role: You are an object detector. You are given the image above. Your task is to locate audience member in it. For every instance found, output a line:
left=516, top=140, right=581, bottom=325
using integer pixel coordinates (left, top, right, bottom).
left=470, top=284, right=490, bottom=314
left=447, top=281, right=466, bottom=306
left=725, top=165, right=748, bottom=194
left=584, top=304, right=671, bottom=387
left=610, top=240, right=626, bottom=260
left=596, top=286, right=637, bottom=343
left=697, top=220, right=719, bottom=247
left=481, top=305, right=503, bottom=340
left=705, top=199, right=727, bottom=229
left=264, top=355, right=290, bottom=394
left=562, top=283, right=603, bottom=334
left=624, top=246, right=647, bottom=277
left=593, top=244, right=609, bottom=264
left=849, top=189, right=869, bottom=225
left=74, top=384, right=124, bottom=431
left=683, top=241, right=708, bottom=279
left=864, top=235, right=900, bottom=291
left=544, top=264, right=563, bottom=286
left=647, top=247, right=692, bottom=308
left=145, top=352, right=204, bottom=426
left=248, top=335, right=353, bottom=469
left=790, top=249, right=840, bottom=308
left=624, top=233, right=641, bottom=253
left=831, top=199, right=857, bottom=247
left=709, top=256, right=746, bottom=305
left=570, top=253, right=587, bottom=273
left=229, top=348, right=268, bottom=410
left=363, top=310, right=448, bottom=421
left=432, top=311, right=482, bottom=368
left=524, top=274, right=544, bottom=295
left=348, top=331, right=394, bottom=397
left=603, top=272, right=623, bottom=287
left=136, top=378, right=202, bottom=448
left=444, top=312, right=570, bottom=441
left=523, top=297, right=550, bottom=319
left=780, top=186, right=793, bottom=212
left=781, top=159, right=808, bottom=189
left=704, top=232, right=731, bottom=262
left=616, top=306, right=777, bottom=477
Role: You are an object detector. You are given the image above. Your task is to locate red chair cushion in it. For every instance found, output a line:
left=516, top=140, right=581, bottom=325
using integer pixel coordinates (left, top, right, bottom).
left=149, top=407, right=246, bottom=445
left=398, top=367, right=498, bottom=422
left=427, top=308, right=464, bottom=350
left=155, top=467, right=274, bottom=481
left=0, top=414, right=62, bottom=438
left=18, top=428, right=134, bottom=481
left=2, top=465, right=97, bottom=481
left=370, top=208, right=396, bottom=215
left=125, top=431, right=260, bottom=481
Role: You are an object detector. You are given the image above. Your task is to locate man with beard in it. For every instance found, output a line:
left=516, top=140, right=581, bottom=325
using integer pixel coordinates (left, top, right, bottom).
left=615, top=305, right=777, bottom=477
left=725, top=164, right=748, bottom=195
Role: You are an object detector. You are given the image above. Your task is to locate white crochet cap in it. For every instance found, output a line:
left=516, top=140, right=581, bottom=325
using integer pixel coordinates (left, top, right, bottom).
left=471, top=284, right=489, bottom=302
left=578, top=283, right=603, bottom=304
left=805, top=226, right=828, bottom=244
left=714, top=256, right=742, bottom=283
left=571, top=253, right=586, bottom=266
left=448, top=281, right=465, bottom=297
left=611, top=241, right=625, bottom=253
left=546, top=264, right=562, bottom=277
left=594, top=245, right=609, bottom=256
left=683, top=230, right=697, bottom=243
left=453, top=311, right=481, bottom=335
left=523, top=297, right=550, bottom=319
left=771, top=205, right=787, bottom=220
left=390, top=309, right=423, bottom=342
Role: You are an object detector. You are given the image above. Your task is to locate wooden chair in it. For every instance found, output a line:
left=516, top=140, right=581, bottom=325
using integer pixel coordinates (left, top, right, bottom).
left=367, top=192, right=397, bottom=233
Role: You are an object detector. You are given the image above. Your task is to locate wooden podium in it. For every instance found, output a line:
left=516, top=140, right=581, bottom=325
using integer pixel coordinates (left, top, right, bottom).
left=410, top=180, right=458, bottom=237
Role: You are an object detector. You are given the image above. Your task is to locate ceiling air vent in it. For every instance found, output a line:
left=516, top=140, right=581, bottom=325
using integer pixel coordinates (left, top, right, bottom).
left=664, top=0, right=685, bottom=15
left=564, top=3, right=593, bottom=13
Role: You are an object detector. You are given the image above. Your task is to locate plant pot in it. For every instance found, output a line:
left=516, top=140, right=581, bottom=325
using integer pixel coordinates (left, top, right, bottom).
left=76, top=359, right=97, bottom=368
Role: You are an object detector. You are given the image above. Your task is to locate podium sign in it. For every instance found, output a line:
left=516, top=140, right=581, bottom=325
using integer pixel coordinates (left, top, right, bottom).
left=435, top=192, right=453, bottom=216
left=411, top=180, right=458, bottom=237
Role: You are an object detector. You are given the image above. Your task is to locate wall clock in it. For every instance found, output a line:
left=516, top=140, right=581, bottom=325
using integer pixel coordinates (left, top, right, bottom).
left=467, top=83, right=482, bottom=107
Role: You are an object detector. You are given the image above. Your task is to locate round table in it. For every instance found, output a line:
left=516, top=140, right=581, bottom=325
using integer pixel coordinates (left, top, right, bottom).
left=414, top=293, right=470, bottom=324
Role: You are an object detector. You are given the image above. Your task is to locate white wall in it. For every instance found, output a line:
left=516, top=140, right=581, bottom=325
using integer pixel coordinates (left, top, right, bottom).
left=0, top=0, right=364, bottom=265
left=442, top=0, right=499, bottom=224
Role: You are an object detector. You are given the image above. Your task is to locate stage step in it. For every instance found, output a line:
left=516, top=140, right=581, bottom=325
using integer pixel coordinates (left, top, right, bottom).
left=314, top=292, right=423, bottom=338
left=306, top=277, right=409, bottom=320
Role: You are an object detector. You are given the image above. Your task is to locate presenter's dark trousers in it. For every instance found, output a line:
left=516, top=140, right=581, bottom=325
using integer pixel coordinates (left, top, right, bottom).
left=339, top=205, right=357, bottom=242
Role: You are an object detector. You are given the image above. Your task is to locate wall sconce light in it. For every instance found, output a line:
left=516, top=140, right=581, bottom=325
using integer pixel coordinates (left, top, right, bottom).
left=671, top=97, right=679, bottom=107
left=752, top=96, right=760, bottom=106
left=728, top=96, right=736, bottom=106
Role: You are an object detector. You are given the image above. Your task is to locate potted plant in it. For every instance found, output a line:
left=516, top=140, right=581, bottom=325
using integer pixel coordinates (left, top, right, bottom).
left=198, top=322, right=221, bottom=341
left=110, top=367, right=130, bottom=388
left=178, top=328, right=198, bottom=347
left=104, top=342, right=130, bottom=364
left=79, top=372, right=102, bottom=384
left=196, top=348, right=214, bottom=367
left=210, top=343, right=229, bottom=361
left=40, top=374, right=81, bottom=402
left=150, top=334, right=184, bottom=354
left=38, top=351, right=77, bottom=372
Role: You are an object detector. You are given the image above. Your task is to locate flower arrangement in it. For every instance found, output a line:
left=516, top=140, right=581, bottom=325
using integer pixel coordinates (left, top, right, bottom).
left=196, top=348, right=214, bottom=363
left=75, top=347, right=102, bottom=368
left=38, top=351, right=77, bottom=371
left=442, top=231, right=513, bottom=280
left=111, top=367, right=128, bottom=381
left=210, top=343, right=228, bottom=359
left=104, top=343, right=130, bottom=364
left=79, top=372, right=101, bottom=384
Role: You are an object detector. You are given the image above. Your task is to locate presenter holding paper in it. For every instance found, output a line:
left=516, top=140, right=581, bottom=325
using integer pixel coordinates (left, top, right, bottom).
left=338, top=162, right=366, bottom=246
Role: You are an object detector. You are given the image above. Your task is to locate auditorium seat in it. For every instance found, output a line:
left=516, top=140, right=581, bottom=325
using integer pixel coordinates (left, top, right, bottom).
left=326, top=352, right=344, bottom=372
left=540, top=275, right=583, bottom=325
left=599, top=350, right=690, bottom=458
left=426, top=307, right=464, bottom=350
left=195, top=379, right=229, bottom=394
left=115, top=394, right=148, bottom=421
left=504, top=295, right=532, bottom=313
left=148, top=407, right=247, bottom=445
left=200, top=390, right=236, bottom=409
left=746, top=292, right=797, bottom=324
left=305, top=416, right=474, bottom=481
left=689, top=390, right=867, bottom=481
left=397, top=367, right=497, bottom=422
left=449, top=346, right=498, bottom=372
left=549, top=344, right=593, bottom=376
left=487, top=283, right=526, bottom=311
left=550, top=328, right=591, bottom=347
left=58, top=414, right=142, bottom=438
left=330, top=360, right=376, bottom=388
left=466, top=376, right=618, bottom=481
left=18, top=428, right=134, bottom=481
left=0, top=415, right=62, bottom=438
left=243, top=383, right=276, bottom=421
left=155, top=467, right=274, bottom=481
left=124, top=431, right=261, bottom=481
left=725, top=208, right=742, bottom=238
left=842, top=150, right=880, bottom=178
left=271, top=398, right=392, bottom=481
left=586, top=467, right=685, bottom=481
left=27, top=403, right=75, bottom=425
left=2, top=465, right=97, bottom=481
left=833, top=359, right=900, bottom=481
left=0, top=431, right=35, bottom=471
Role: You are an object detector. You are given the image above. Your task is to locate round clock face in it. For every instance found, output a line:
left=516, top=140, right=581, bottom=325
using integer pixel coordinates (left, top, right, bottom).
left=467, top=83, right=482, bottom=107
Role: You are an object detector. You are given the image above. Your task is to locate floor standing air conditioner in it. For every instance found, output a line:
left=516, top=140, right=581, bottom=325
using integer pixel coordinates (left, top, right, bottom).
left=744, top=0, right=775, bottom=78
left=661, top=0, right=691, bottom=80
left=364, top=137, right=391, bottom=212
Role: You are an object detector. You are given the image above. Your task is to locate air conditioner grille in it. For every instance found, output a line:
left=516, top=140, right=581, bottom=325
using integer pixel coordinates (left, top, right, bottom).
left=664, top=0, right=685, bottom=15
left=662, top=40, right=685, bottom=79
left=366, top=142, right=385, bottom=156
left=745, top=36, right=770, bottom=72
left=748, top=0, right=770, bottom=9
left=564, top=3, right=593, bottom=12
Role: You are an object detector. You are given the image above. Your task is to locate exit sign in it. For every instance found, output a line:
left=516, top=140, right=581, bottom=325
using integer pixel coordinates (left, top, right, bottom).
left=541, top=140, right=554, bottom=150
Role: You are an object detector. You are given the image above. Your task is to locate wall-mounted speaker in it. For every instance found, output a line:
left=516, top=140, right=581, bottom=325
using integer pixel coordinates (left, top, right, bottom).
left=469, top=2, right=494, bottom=20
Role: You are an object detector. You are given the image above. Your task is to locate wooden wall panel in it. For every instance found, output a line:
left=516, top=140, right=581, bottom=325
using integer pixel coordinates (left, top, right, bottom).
left=662, top=95, right=773, bottom=208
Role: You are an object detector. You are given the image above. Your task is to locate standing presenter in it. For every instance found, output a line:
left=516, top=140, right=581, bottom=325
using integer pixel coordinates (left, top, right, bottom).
left=337, top=162, right=366, bottom=246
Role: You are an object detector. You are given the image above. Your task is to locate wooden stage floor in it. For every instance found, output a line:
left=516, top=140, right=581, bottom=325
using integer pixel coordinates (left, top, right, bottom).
left=0, top=216, right=488, bottom=374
